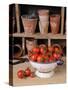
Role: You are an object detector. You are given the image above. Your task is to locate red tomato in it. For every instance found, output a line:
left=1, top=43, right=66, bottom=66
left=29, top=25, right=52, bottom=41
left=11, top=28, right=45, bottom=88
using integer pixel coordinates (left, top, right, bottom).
left=39, top=44, right=47, bottom=54
left=31, top=54, right=38, bottom=61
left=56, top=54, right=61, bottom=59
left=53, top=53, right=61, bottom=59
left=44, top=55, right=49, bottom=63
left=40, top=47, right=47, bottom=54
left=32, top=47, right=39, bottom=54
left=53, top=53, right=57, bottom=59
left=30, top=72, right=35, bottom=78
left=37, top=55, right=44, bottom=63
left=25, top=67, right=31, bottom=76
left=17, top=70, right=24, bottom=79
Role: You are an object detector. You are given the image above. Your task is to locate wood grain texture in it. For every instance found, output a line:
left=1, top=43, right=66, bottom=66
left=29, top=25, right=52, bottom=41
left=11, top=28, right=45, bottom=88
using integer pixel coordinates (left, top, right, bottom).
left=61, top=7, right=65, bottom=34
left=15, top=4, right=20, bottom=33
left=11, top=33, right=66, bottom=39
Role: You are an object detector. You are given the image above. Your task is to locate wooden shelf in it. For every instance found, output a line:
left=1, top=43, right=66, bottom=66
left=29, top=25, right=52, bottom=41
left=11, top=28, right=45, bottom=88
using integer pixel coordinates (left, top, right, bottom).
left=10, top=32, right=66, bottom=39
left=35, top=33, right=66, bottom=39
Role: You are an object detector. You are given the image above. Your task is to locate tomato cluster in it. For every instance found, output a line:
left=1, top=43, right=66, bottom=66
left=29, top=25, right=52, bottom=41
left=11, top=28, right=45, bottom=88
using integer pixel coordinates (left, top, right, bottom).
left=17, top=67, right=35, bottom=79
left=28, top=44, right=62, bottom=63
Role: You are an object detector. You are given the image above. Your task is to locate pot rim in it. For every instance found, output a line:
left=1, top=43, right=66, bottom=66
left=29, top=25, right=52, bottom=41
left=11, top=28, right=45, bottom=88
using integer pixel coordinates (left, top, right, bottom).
left=21, top=16, right=37, bottom=20
left=38, top=9, right=49, bottom=13
left=50, top=14, right=60, bottom=18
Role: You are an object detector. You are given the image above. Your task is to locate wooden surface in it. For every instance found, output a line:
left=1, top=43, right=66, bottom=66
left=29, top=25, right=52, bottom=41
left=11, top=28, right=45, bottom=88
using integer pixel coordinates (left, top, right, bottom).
left=15, top=4, right=20, bottom=33
left=10, top=33, right=66, bottom=39
left=11, top=57, right=66, bottom=86
left=61, top=7, right=65, bottom=34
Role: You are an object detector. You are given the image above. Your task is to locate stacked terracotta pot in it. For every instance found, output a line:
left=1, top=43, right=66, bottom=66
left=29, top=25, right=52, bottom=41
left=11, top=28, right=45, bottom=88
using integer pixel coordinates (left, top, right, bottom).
left=26, top=39, right=37, bottom=53
left=38, top=10, right=49, bottom=34
left=21, top=15, right=37, bottom=34
left=21, top=10, right=60, bottom=35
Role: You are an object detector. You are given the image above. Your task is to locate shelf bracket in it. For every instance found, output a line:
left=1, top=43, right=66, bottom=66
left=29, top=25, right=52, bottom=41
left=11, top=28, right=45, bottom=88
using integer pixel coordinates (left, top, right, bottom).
left=48, top=38, right=51, bottom=47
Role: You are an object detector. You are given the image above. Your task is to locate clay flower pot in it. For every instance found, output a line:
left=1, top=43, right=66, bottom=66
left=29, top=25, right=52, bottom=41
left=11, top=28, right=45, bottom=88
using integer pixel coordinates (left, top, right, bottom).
left=50, top=14, right=60, bottom=34
left=21, top=15, right=37, bottom=34
left=38, top=10, right=49, bottom=21
left=39, top=21, right=49, bottom=34
left=38, top=10, right=49, bottom=34
left=26, top=39, right=37, bottom=53
left=52, top=44, right=62, bottom=54
left=12, top=44, right=23, bottom=59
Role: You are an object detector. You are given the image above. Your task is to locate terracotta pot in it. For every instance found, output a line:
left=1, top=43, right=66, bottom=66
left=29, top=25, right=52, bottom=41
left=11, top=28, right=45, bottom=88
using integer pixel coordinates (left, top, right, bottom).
left=50, top=15, right=60, bottom=34
left=38, top=10, right=49, bottom=21
left=38, top=10, right=49, bottom=34
left=52, top=44, right=62, bottom=54
left=39, top=21, right=49, bottom=34
left=26, top=39, right=37, bottom=53
left=13, top=44, right=23, bottom=59
left=21, top=16, right=37, bottom=34
left=38, top=10, right=49, bottom=16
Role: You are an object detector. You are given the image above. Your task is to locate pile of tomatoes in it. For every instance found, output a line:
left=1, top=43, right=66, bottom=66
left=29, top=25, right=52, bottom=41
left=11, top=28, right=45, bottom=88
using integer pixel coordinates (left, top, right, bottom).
left=28, top=44, right=63, bottom=63
left=17, top=67, right=35, bottom=79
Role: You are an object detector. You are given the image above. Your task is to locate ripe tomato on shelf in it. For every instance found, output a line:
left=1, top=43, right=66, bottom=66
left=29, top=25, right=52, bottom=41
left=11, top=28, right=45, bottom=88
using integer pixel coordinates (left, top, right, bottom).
left=39, top=44, right=47, bottom=54
left=31, top=54, right=38, bottom=61
left=44, top=55, right=49, bottom=63
left=32, top=47, right=39, bottom=54
left=28, top=44, right=63, bottom=64
left=30, top=72, right=35, bottom=78
left=37, top=54, right=45, bottom=63
left=53, top=53, right=58, bottom=59
left=40, top=47, right=47, bottom=54
left=25, top=67, right=31, bottom=76
left=56, top=54, right=61, bottom=59
left=53, top=53, right=61, bottom=60
left=17, top=70, right=24, bottom=79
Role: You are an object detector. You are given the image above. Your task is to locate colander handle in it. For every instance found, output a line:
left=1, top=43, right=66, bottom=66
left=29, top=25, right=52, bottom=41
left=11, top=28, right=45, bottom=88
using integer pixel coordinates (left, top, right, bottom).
left=57, top=60, right=64, bottom=65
